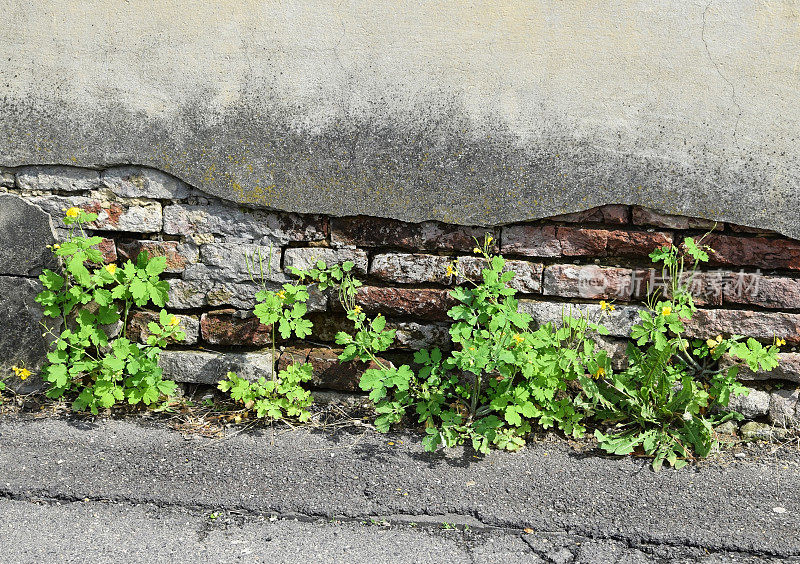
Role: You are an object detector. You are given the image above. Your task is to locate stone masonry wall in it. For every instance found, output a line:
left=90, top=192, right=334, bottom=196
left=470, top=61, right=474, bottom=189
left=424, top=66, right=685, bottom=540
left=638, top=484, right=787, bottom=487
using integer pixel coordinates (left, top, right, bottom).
left=1, top=164, right=799, bottom=427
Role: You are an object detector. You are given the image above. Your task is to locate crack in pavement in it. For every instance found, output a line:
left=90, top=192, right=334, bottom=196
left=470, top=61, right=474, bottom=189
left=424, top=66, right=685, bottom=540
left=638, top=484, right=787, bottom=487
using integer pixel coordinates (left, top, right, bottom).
left=1, top=490, right=792, bottom=563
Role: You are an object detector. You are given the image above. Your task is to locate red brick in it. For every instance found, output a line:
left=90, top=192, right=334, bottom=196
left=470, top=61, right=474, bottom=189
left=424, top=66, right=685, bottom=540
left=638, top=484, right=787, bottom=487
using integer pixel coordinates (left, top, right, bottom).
left=117, top=240, right=198, bottom=273
left=632, top=207, right=718, bottom=230
left=354, top=286, right=457, bottom=321
left=705, top=234, right=800, bottom=271
left=556, top=228, right=608, bottom=257
left=276, top=347, right=312, bottom=373
left=306, top=347, right=389, bottom=392
left=607, top=230, right=673, bottom=258
left=500, top=225, right=561, bottom=257
left=723, top=273, right=800, bottom=310
left=550, top=205, right=629, bottom=225
left=671, top=271, right=724, bottom=306
left=97, top=238, right=117, bottom=264
left=127, top=310, right=199, bottom=345
left=331, top=216, right=494, bottom=252
left=685, top=309, right=800, bottom=344
left=543, top=264, right=647, bottom=300
left=727, top=223, right=776, bottom=235
left=200, top=309, right=271, bottom=346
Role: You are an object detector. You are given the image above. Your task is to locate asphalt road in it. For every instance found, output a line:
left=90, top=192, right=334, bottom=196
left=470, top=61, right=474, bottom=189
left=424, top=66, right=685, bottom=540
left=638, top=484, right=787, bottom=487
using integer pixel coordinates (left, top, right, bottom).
left=0, top=416, right=798, bottom=563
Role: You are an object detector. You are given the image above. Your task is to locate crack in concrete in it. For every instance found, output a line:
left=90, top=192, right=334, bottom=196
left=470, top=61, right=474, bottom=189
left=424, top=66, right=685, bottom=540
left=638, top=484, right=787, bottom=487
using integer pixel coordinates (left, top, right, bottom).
left=702, top=1, right=743, bottom=142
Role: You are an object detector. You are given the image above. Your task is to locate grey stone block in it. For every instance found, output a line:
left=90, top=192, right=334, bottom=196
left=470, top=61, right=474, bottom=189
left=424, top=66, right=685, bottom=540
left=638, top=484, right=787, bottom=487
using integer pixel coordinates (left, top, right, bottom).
left=518, top=300, right=643, bottom=339
left=284, top=247, right=368, bottom=276
left=184, top=242, right=286, bottom=283
left=16, top=166, right=101, bottom=193
left=158, top=350, right=273, bottom=384
left=769, top=388, right=799, bottom=428
left=101, top=166, right=191, bottom=199
left=0, top=276, right=59, bottom=393
left=163, top=204, right=325, bottom=243
left=167, top=279, right=327, bottom=312
left=0, top=194, right=57, bottom=276
left=720, top=353, right=800, bottom=384
left=740, top=421, right=788, bottom=441
left=728, top=388, right=770, bottom=419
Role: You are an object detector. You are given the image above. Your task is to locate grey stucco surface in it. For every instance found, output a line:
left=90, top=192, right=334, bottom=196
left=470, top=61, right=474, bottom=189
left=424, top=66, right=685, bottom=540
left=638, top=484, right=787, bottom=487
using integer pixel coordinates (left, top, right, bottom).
left=1, top=2, right=799, bottom=236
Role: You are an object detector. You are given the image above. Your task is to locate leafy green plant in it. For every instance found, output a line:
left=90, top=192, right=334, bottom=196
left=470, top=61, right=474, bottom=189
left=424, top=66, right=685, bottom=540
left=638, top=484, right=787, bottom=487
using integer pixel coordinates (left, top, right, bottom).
left=291, top=259, right=412, bottom=433
left=293, top=238, right=606, bottom=454
left=217, top=248, right=315, bottom=422
left=586, top=236, right=780, bottom=470
left=407, top=237, right=607, bottom=453
left=218, top=363, right=313, bottom=421
left=35, top=207, right=180, bottom=413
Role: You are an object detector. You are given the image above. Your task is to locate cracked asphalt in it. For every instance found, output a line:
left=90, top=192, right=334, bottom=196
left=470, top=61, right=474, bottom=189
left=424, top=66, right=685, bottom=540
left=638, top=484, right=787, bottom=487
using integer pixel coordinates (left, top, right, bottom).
left=0, top=416, right=798, bottom=563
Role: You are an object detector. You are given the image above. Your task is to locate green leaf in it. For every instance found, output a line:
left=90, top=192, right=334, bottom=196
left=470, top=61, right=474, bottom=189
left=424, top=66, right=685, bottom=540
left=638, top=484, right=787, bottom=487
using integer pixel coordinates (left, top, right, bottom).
left=67, top=256, right=91, bottom=286
left=40, top=270, right=64, bottom=291
left=94, top=288, right=113, bottom=306
left=130, top=277, right=148, bottom=303
left=46, top=364, right=69, bottom=388
left=148, top=280, right=169, bottom=307
left=145, top=255, right=168, bottom=277
left=371, top=315, right=386, bottom=333
left=293, top=318, right=313, bottom=339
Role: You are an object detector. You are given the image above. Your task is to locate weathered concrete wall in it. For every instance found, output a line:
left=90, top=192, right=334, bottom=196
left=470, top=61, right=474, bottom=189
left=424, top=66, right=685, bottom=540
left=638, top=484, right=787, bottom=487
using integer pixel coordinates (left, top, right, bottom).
left=1, top=1, right=800, bottom=236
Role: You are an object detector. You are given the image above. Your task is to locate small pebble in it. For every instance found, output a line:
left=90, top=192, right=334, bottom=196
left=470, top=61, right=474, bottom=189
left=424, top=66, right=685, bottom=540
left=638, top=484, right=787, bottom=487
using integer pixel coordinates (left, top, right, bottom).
left=735, top=453, right=746, bottom=459
left=773, top=507, right=786, bottom=514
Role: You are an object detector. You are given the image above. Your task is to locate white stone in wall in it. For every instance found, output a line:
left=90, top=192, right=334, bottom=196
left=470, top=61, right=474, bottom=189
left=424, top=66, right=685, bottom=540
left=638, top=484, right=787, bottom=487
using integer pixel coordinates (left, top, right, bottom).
left=163, top=204, right=325, bottom=243
left=518, top=300, right=643, bottom=339
left=727, top=389, right=770, bottom=419
left=101, top=166, right=191, bottom=199
left=284, top=247, right=368, bottom=276
left=184, top=242, right=287, bottom=283
left=158, top=350, right=273, bottom=384
left=27, top=194, right=162, bottom=233
left=16, top=166, right=102, bottom=193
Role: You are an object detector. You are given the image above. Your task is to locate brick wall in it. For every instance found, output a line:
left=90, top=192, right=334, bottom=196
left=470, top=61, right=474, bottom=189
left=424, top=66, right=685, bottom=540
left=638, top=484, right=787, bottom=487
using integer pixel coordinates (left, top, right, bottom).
left=3, top=164, right=799, bottom=425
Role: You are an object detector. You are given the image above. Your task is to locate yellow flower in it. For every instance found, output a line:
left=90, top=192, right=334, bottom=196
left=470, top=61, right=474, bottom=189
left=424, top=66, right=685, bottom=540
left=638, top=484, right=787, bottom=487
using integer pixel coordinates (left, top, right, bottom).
left=486, top=236, right=493, bottom=245
left=65, top=207, right=80, bottom=218
left=599, top=300, right=615, bottom=312
left=353, top=305, right=362, bottom=315
left=168, top=316, right=180, bottom=327
left=661, top=306, right=672, bottom=316
left=52, top=244, right=60, bottom=250
left=105, top=263, right=117, bottom=274
left=445, top=264, right=455, bottom=277
left=473, top=247, right=481, bottom=254
left=512, top=333, right=524, bottom=345
left=276, top=290, right=286, bottom=300
left=706, top=338, right=718, bottom=349
left=11, top=366, right=31, bottom=380
left=776, top=338, right=786, bottom=347
left=593, top=367, right=606, bottom=380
